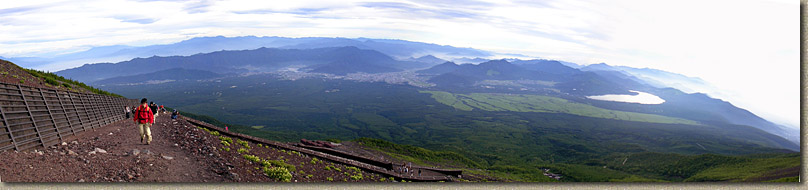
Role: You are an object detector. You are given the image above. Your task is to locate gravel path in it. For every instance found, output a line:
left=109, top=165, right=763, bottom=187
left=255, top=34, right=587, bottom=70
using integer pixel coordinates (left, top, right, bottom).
left=0, top=114, right=233, bottom=182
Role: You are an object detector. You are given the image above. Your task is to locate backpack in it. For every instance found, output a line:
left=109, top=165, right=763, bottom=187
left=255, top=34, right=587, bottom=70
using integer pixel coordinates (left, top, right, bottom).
left=135, top=105, right=152, bottom=123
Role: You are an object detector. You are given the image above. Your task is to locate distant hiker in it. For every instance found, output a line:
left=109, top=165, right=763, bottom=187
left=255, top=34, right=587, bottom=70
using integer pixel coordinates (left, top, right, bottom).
left=225, top=125, right=229, bottom=131
left=134, top=98, right=155, bottom=145
left=171, top=109, right=179, bottom=120
left=125, top=106, right=131, bottom=119
left=159, top=105, right=165, bottom=113
left=418, top=169, right=421, bottom=176
left=149, top=102, right=159, bottom=122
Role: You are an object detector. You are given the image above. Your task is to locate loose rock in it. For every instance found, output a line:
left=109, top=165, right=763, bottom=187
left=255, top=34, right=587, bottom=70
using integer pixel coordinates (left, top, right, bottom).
left=94, top=148, right=107, bottom=154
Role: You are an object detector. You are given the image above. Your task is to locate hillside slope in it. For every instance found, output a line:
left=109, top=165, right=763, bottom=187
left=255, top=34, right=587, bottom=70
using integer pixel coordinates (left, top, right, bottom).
left=0, top=59, right=119, bottom=96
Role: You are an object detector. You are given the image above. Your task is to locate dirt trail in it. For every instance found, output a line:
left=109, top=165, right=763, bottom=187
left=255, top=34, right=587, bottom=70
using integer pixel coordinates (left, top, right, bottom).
left=0, top=113, right=233, bottom=182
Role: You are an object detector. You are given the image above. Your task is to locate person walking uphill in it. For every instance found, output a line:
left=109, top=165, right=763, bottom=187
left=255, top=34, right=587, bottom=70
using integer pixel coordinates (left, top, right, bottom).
left=149, top=102, right=159, bottom=123
left=134, top=98, right=155, bottom=145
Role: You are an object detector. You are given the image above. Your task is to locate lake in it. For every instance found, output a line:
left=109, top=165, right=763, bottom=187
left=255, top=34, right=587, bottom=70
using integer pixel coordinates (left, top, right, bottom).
left=586, top=90, right=666, bottom=104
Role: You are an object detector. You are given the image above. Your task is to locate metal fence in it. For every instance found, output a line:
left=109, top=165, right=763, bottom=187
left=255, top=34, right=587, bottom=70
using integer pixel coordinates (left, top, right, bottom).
left=0, top=82, right=138, bottom=151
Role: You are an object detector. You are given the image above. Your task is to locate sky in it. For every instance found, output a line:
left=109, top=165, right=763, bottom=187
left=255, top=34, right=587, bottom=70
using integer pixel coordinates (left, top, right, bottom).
left=0, top=0, right=798, bottom=128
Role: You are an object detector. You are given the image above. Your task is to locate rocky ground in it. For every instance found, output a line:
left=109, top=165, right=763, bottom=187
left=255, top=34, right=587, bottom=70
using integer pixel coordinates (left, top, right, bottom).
left=0, top=114, right=232, bottom=182
left=0, top=114, right=406, bottom=182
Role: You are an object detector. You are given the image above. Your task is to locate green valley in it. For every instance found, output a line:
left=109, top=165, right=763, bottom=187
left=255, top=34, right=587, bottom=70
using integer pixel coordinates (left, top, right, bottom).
left=420, top=91, right=699, bottom=125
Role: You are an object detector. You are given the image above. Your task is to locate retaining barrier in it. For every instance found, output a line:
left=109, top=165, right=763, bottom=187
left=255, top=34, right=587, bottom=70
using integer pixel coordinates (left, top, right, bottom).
left=0, top=82, right=138, bottom=151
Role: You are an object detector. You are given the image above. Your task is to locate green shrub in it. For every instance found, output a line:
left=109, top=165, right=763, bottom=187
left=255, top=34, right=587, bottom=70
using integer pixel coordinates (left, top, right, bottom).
left=263, top=167, right=292, bottom=182
left=306, top=174, right=313, bottom=178
left=243, top=154, right=261, bottom=163
left=221, top=147, right=230, bottom=152
left=61, top=83, right=70, bottom=88
left=327, top=177, right=333, bottom=181
left=350, top=174, right=363, bottom=181
left=219, top=136, right=233, bottom=144
left=236, top=140, right=250, bottom=149
left=44, top=77, right=58, bottom=86
left=210, top=131, right=220, bottom=136
left=311, top=158, right=319, bottom=164
left=264, top=159, right=296, bottom=171
left=346, top=166, right=361, bottom=173
left=221, top=140, right=231, bottom=146
left=237, top=148, right=249, bottom=154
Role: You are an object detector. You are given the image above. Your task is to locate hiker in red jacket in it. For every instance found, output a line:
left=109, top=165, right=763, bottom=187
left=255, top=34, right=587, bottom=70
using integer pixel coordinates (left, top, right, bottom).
left=133, top=98, right=155, bottom=145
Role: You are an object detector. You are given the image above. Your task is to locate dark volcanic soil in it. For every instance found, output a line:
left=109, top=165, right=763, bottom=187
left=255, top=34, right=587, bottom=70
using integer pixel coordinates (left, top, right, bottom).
left=0, top=113, right=402, bottom=182
left=0, top=114, right=231, bottom=182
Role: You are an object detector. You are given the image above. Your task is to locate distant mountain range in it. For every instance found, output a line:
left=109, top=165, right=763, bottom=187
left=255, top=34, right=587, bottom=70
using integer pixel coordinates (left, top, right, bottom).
left=7, top=36, right=492, bottom=72
left=54, top=45, right=799, bottom=147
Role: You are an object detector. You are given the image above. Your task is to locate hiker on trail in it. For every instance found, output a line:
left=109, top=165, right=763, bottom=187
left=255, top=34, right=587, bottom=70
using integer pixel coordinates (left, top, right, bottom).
left=171, top=109, right=179, bottom=120
left=159, top=105, right=165, bottom=114
left=125, top=106, right=131, bottom=119
left=419, top=169, right=421, bottom=176
left=225, top=125, right=229, bottom=131
left=134, top=98, right=155, bottom=145
left=149, top=102, right=159, bottom=122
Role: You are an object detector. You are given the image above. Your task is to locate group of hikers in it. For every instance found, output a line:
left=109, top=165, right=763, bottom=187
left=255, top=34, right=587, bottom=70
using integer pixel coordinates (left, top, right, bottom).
left=124, top=98, right=179, bottom=145
left=397, top=162, right=423, bottom=177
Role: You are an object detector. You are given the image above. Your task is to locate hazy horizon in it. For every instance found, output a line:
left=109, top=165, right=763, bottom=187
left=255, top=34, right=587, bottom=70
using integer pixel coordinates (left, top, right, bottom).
left=0, top=0, right=797, bottom=129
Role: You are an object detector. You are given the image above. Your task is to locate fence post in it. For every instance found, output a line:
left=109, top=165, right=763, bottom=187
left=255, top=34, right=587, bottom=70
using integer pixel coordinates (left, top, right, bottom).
left=56, top=91, right=76, bottom=137
left=18, top=84, right=43, bottom=148
left=39, top=88, right=62, bottom=142
left=71, top=92, right=88, bottom=133
left=0, top=97, right=19, bottom=151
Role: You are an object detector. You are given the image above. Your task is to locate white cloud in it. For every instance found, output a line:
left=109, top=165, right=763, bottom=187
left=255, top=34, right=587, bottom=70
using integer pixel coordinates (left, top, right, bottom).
left=0, top=0, right=798, bottom=127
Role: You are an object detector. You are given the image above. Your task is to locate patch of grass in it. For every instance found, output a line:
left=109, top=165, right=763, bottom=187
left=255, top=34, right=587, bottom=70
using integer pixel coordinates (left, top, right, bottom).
left=263, top=166, right=292, bottom=182
left=350, top=173, right=363, bottom=181
left=763, top=176, right=799, bottom=182
left=346, top=166, right=361, bottom=173
left=237, top=148, right=249, bottom=154
left=219, top=136, right=233, bottom=144
left=311, top=157, right=319, bottom=164
left=264, top=159, right=296, bottom=172
left=237, top=139, right=251, bottom=149
left=243, top=154, right=261, bottom=163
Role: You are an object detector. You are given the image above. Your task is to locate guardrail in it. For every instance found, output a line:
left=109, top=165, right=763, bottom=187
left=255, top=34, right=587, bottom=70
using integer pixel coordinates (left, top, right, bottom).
left=0, top=82, right=138, bottom=151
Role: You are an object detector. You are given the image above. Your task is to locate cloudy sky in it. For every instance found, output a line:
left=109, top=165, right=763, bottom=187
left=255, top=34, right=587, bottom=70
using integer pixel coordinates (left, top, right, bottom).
left=0, top=0, right=798, bottom=128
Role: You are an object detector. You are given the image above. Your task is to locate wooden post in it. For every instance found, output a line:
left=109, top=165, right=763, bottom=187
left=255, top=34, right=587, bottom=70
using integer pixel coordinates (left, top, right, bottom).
left=0, top=97, right=19, bottom=151
left=38, top=88, right=62, bottom=142
left=18, top=84, right=44, bottom=148
left=56, top=91, right=76, bottom=137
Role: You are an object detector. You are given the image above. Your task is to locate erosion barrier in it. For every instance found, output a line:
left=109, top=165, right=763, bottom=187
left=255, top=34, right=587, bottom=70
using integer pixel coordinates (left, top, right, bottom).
left=182, top=116, right=462, bottom=182
left=0, top=82, right=138, bottom=151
